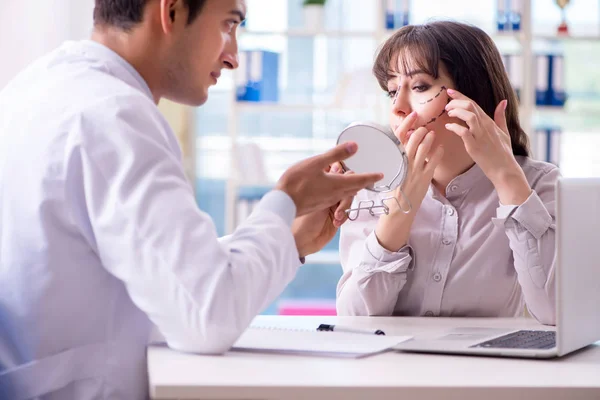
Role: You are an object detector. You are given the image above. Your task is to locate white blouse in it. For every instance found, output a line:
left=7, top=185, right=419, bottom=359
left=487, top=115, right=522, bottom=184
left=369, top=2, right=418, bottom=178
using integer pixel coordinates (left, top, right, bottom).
left=336, top=157, right=559, bottom=325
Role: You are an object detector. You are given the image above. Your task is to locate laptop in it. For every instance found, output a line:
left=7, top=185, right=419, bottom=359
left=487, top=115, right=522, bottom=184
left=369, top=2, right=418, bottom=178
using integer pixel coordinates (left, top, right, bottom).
left=395, top=177, right=600, bottom=358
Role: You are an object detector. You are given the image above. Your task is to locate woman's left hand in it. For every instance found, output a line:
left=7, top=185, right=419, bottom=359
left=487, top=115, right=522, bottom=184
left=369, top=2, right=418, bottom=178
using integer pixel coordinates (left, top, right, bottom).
left=444, top=88, right=532, bottom=205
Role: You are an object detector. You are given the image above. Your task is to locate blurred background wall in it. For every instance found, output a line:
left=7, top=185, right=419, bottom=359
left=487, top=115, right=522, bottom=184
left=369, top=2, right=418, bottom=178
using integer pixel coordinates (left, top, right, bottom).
left=1, top=0, right=599, bottom=316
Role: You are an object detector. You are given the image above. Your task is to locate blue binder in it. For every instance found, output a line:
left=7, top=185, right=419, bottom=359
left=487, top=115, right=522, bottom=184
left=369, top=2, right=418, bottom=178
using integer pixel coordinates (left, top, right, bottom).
left=536, top=128, right=561, bottom=166
left=498, top=0, right=521, bottom=32
left=508, top=0, right=521, bottom=31
left=536, top=54, right=567, bottom=107
left=503, top=54, right=522, bottom=102
left=535, top=54, right=550, bottom=106
left=236, top=50, right=280, bottom=102
left=385, top=0, right=410, bottom=30
left=549, top=55, right=567, bottom=107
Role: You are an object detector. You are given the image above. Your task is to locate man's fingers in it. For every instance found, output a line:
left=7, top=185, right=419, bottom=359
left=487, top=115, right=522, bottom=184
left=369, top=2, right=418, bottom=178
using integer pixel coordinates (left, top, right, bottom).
left=332, top=171, right=383, bottom=190
left=318, top=142, right=359, bottom=167
left=333, top=170, right=355, bottom=226
left=334, top=196, right=354, bottom=227
left=329, top=161, right=344, bottom=174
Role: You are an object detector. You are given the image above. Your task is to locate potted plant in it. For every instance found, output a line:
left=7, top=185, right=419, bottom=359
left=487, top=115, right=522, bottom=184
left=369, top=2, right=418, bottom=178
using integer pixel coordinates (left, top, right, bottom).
left=303, top=0, right=327, bottom=32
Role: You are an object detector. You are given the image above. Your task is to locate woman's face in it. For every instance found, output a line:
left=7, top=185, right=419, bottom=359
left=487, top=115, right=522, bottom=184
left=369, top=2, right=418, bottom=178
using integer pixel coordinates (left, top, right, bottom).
left=387, top=57, right=464, bottom=155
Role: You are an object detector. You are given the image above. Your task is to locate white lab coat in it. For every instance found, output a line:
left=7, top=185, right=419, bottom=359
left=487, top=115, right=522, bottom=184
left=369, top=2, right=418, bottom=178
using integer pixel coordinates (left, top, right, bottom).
left=0, top=40, right=301, bottom=400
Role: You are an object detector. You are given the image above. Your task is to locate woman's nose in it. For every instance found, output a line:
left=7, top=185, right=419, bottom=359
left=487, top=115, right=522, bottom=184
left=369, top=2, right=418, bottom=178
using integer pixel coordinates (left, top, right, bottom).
left=392, top=90, right=411, bottom=117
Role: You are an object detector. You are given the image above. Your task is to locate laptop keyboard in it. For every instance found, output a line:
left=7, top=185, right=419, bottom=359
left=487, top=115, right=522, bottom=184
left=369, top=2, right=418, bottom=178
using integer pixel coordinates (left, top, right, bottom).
left=471, top=330, right=556, bottom=350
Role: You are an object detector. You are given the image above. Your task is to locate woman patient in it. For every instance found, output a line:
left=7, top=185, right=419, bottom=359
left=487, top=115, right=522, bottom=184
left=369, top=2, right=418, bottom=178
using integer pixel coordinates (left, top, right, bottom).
left=336, top=21, right=559, bottom=325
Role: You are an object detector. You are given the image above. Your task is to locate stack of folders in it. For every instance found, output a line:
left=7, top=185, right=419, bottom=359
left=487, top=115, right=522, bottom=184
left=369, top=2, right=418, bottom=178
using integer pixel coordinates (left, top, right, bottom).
left=535, top=128, right=561, bottom=166
left=231, top=324, right=412, bottom=359
left=502, top=54, right=522, bottom=102
left=385, top=0, right=410, bottom=30
left=496, top=0, right=522, bottom=32
left=236, top=50, right=279, bottom=103
left=536, top=54, right=567, bottom=107
left=502, top=53, right=566, bottom=108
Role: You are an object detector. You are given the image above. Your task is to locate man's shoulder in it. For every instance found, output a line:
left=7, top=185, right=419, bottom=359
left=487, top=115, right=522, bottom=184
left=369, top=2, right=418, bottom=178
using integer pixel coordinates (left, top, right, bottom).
left=1, top=45, right=156, bottom=118
left=0, top=41, right=175, bottom=152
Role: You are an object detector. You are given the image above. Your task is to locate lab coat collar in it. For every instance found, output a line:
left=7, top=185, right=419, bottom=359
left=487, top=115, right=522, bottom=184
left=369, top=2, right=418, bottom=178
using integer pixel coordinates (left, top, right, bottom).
left=71, top=39, right=154, bottom=101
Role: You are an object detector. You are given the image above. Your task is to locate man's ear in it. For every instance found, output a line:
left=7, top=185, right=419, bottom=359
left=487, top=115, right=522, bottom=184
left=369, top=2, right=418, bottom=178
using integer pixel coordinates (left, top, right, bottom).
left=160, top=0, right=181, bottom=34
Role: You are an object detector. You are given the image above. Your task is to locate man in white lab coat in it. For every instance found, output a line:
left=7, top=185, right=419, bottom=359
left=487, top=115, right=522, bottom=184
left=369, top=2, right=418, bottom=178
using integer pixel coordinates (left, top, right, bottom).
left=0, top=0, right=382, bottom=399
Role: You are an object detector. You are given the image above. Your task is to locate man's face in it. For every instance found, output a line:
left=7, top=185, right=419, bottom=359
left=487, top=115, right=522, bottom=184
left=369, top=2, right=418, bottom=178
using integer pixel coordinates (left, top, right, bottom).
left=164, top=0, right=245, bottom=106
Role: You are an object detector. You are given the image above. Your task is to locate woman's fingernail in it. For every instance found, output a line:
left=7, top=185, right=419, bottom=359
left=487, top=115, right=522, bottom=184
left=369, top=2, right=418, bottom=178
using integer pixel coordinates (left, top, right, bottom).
left=447, top=88, right=455, bottom=95
left=503, top=99, right=508, bottom=110
left=331, top=164, right=340, bottom=173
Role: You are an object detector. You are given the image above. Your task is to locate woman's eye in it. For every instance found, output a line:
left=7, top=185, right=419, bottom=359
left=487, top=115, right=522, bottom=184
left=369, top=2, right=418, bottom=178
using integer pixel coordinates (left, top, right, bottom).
left=413, top=85, right=430, bottom=93
left=387, top=90, right=397, bottom=99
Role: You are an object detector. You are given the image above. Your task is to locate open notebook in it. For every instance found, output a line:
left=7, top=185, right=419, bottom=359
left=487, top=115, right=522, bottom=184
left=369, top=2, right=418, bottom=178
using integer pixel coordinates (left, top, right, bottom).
left=231, top=324, right=412, bottom=358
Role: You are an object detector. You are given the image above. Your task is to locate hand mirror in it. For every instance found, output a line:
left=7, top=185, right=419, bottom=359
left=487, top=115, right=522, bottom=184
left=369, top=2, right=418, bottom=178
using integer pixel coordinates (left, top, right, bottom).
left=336, top=121, right=412, bottom=220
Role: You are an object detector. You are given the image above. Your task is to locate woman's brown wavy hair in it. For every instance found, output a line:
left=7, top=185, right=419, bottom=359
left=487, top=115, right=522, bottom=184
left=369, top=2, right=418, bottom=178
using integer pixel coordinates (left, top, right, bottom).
left=373, top=21, right=529, bottom=157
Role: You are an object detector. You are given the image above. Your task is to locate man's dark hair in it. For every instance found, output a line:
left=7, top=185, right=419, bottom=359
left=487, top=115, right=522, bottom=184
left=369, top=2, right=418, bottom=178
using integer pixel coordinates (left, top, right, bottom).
left=94, top=0, right=207, bottom=30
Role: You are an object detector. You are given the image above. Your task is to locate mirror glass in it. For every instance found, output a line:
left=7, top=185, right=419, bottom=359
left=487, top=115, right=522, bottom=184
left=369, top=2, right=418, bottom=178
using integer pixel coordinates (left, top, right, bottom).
left=336, top=121, right=408, bottom=193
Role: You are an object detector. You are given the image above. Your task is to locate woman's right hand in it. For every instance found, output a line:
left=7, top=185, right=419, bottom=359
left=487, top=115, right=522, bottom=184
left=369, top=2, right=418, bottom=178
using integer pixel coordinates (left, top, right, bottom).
left=374, top=112, right=444, bottom=251
left=393, top=111, right=445, bottom=214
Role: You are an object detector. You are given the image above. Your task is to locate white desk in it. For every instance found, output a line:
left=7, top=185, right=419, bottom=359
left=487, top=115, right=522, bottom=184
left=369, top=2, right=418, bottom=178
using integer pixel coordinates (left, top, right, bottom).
left=148, top=316, right=600, bottom=400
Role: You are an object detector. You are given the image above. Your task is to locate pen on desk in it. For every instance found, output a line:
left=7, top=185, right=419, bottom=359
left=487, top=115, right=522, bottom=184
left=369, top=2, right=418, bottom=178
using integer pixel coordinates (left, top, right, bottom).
left=317, top=324, right=385, bottom=335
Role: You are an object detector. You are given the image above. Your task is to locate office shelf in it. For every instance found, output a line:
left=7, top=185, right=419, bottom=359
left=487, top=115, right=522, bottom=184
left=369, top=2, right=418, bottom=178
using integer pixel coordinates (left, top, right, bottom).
left=202, top=0, right=600, bottom=234
left=535, top=105, right=568, bottom=114
left=239, top=28, right=378, bottom=38
left=235, top=102, right=375, bottom=113
left=534, top=34, right=600, bottom=42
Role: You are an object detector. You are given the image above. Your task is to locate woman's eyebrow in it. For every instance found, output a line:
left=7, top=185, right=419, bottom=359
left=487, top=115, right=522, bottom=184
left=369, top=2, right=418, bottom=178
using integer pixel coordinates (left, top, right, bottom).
left=403, top=69, right=427, bottom=77
left=388, top=69, right=428, bottom=80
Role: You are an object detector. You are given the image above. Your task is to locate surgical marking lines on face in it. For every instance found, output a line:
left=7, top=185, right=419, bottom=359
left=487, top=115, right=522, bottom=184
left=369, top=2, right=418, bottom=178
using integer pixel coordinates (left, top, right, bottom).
left=419, top=86, right=447, bottom=104
left=393, top=85, right=449, bottom=128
